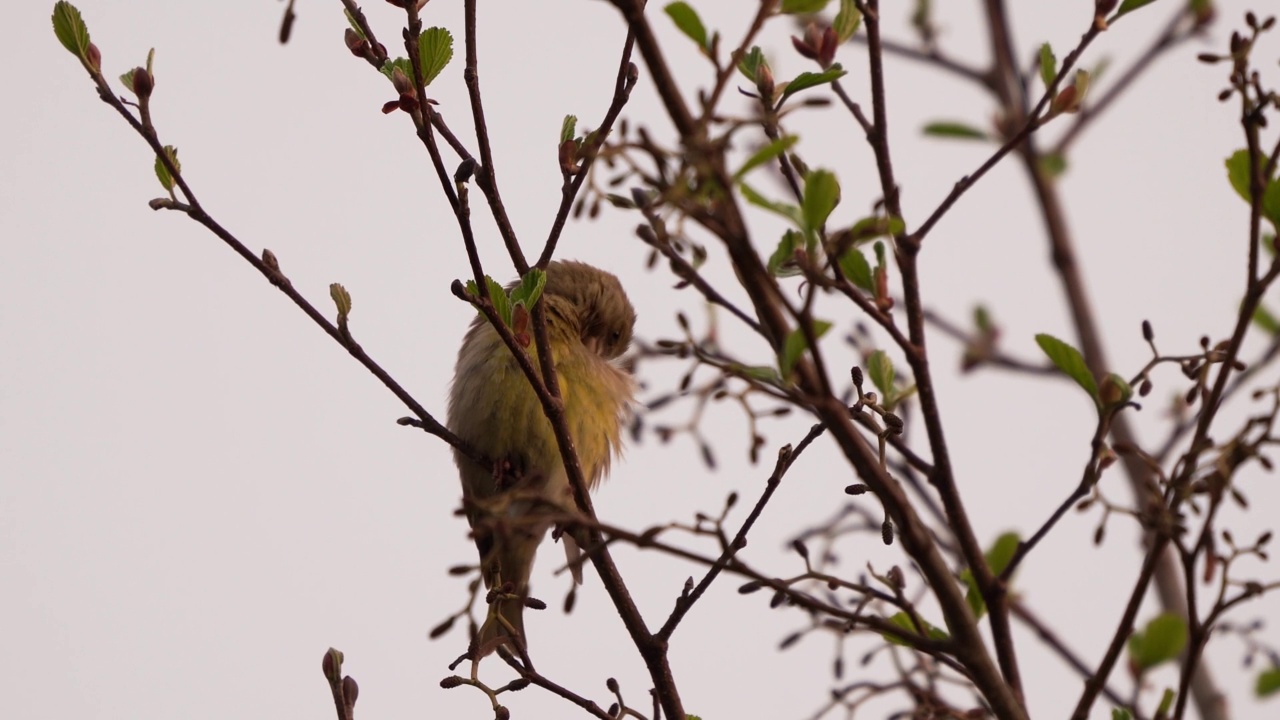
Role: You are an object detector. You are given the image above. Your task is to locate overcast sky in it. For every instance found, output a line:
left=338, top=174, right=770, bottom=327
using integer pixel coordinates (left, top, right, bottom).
left=5, top=1, right=1280, bottom=719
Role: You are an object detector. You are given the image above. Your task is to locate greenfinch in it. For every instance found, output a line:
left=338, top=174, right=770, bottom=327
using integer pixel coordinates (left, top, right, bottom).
left=447, top=260, right=636, bottom=655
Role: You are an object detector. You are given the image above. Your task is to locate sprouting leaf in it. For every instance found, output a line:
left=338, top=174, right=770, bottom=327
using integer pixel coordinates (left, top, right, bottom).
left=802, top=169, right=840, bottom=234
left=1256, top=666, right=1280, bottom=697
left=1035, top=333, right=1099, bottom=406
left=922, top=121, right=989, bottom=141
left=664, top=2, right=708, bottom=52
left=740, top=182, right=802, bottom=226
left=838, top=248, right=873, bottom=291
left=767, top=230, right=803, bottom=277
left=881, top=612, right=949, bottom=646
left=1111, top=709, right=1133, bottom=720
left=486, top=276, right=512, bottom=325
left=379, top=57, right=413, bottom=83
left=833, top=0, right=862, bottom=42
left=1127, top=612, right=1188, bottom=673
left=779, top=64, right=847, bottom=104
left=344, top=9, right=366, bottom=40
left=848, top=215, right=905, bottom=241
left=154, top=145, right=180, bottom=192
left=780, top=320, right=833, bottom=376
left=510, top=268, right=546, bottom=311
left=330, top=283, right=353, bottom=321
left=735, top=135, right=798, bottom=180
left=52, top=1, right=91, bottom=58
left=560, top=114, right=578, bottom=144
left=417, top=27, right=453, bottom=86
left=738, top=46, right=766, bottom=81
left=1038, top=43, right=1057, bottom=89
left=1112, top=0, right=1161, bottom=22
left=1156, top=690, right=1176, bottom=717
left=866, top=350, right=894, bottom=397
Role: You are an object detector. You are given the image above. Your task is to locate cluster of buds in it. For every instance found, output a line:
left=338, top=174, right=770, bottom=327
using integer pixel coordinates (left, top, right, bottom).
left=792, top=22, right=838, bottom=69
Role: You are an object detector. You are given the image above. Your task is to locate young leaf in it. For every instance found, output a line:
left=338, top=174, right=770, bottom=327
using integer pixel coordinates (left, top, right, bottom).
left=510, top=268, right=546, bottom=311
left=1112, top=0, right=1160, bottom=22
left=922, top=121, right=989, bottom=141
left=1111, top=710, right=1133, bottom=720
left=735, top=135, right=798, bottom=180
left=779, top=64, right=847, bottom=104
left=738, top=46, right=766, bottom=82
left=52, top=1, right=91, bottom=58
left=740, top=183, right=803, bottom=226
left=344, top=9, right=366, bottom=40
left=838, top=248, right=873, bottom=291
left=866, top=350, right=894, bottom=397
left=417, top=27, right=453, bottom=86
left=832, top=0, right=862, bottom=42
left=1038, top=43, right=1057, bottom=89
left=1254, top=306, right=1280, bottom=335
left=801, top=169, right=840, bottom=234
left=881, top=612, right=950, bottom=646
left=560, top=114, right=578, bottom=144
left=1127, top=612, right=1188, bottom=673
left=781, top=0, right=831, bottom=13
left=963, top=532, right=1021, bottom=619
left=1224, top=149, right=1280, bottom=228
left=767, top=230, right=802, bottom=277
left=1040, top=152, right=1068, bottom=178
left=664, top=2, right=708, bottom=52
left=1256, top=666, right=1280, bottom=697
left=485, top=276, right=512, bottom=326
left=1035, top=333, right=1099, bottom=406
left=329, top=283, right=353, bottom=321
left=779, top=320, right=832, bottom=376
left=154, top=145, right=180, bottom=192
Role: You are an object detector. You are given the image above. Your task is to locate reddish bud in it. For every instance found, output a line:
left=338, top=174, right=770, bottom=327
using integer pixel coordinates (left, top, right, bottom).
left=344, top=28, right=369, bottom=57
left=86, top=43, right=101, bottom=72
left=131, top=67, right=153, bottom=99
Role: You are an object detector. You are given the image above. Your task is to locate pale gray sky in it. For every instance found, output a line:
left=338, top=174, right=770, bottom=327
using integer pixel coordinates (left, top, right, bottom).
left=5, top=1, right=1279, bottom=719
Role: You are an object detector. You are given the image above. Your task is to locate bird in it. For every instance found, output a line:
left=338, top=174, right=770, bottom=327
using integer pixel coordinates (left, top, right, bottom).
left=447, top=260, right=636, bottom=656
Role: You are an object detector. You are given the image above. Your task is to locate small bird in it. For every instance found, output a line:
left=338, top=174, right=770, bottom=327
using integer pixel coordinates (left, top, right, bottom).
left=447, top=260, right=636, bottom=655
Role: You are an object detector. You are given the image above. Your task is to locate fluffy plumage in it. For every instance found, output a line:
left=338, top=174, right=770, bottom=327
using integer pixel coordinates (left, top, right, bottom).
left=447, top=260, right=636, bottom=655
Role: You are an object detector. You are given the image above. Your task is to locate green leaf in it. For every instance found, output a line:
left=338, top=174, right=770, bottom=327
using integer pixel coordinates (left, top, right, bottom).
left=801, top=169, right=840, bottom=234
left=1156, top=689, right=1176, bottom=716
left=52, top=1, right=91, bottom=58
left=780, top=320, right=832, bottom=376
left=1035, top=333, right=1099, bottom=406
left=417, top=27, right=453, bottom=86
left=735, top=135, right=798, bottom=180
left=1038, top=43, right=1057, bottom=89
left=839, top=248, right=873, bottom=291
left=1224, top=150, right=1280, bottom=228
left=154, top=145, right=180, bottom=192
left=486, top=276, right=512, bottom=326
left=779, top=64, right=846, bottom=104
left=1127, top=612, right=1188, bottom=672
left=767, top=230, right=802, bottom=277
left=963, top=532, right=1021, bottom=619
left=1040, top=152, right=1068, bottom=178
left=1111, top=709, right=1133, bottom=720
left=781, top=0, right=830, bottom=13
left=738, top=46, right=766, bottom=81
left=510, top=268, right=546, bottom=311
left=1112, top=0, right=1161, bottom=22
left=1256, top=306, right=1280, bottom=335
left=882, top=612, right=950, bottom=646
left=833, top=0, right=862, bottom=42
left=1256, top=666, right=1280, bottom=697
left=733, top=363, right=785, bottom=386
left=119, top=68, right=137, bottom=93
left=740, top=182, right=802, bottom=226
left=664, top=2, right=708, bottom=51
left=866, top=350, right=894, bottom=397
left=560, top=114, right=578, bottom=144
left=922, top=121, right=989, bottom=141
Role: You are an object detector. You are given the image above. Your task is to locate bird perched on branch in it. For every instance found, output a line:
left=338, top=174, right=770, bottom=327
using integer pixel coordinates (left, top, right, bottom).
left=447, top=260, right=636, bottom=656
